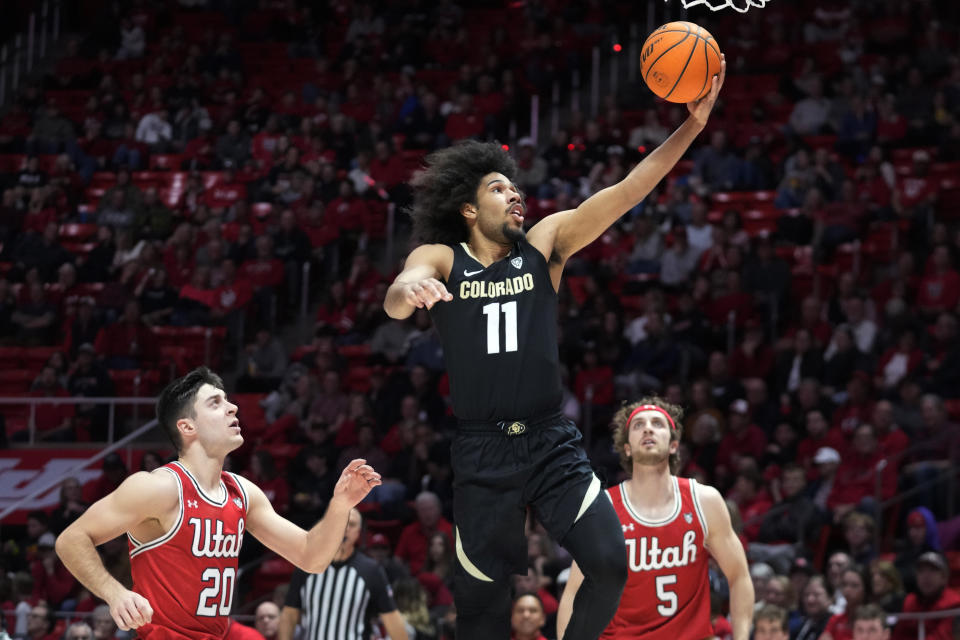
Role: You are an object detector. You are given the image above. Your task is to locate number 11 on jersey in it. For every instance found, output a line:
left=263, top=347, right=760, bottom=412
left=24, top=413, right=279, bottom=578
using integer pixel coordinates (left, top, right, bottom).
left=482, top=301, right=518, bottom=354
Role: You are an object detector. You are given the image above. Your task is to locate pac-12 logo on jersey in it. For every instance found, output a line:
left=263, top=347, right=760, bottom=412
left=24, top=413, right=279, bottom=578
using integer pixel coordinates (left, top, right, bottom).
left=511, top=256, right=523, bottom=269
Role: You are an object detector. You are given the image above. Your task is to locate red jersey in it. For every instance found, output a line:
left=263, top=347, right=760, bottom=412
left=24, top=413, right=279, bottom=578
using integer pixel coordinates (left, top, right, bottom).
left=602, top=477, right=713, bottom=640
left=129, top=462, right=249, bottom=640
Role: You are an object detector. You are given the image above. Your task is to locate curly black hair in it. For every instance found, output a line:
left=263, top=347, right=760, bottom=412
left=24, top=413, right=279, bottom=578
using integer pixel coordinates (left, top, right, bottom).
left=408, top=140, right=518, bottom=245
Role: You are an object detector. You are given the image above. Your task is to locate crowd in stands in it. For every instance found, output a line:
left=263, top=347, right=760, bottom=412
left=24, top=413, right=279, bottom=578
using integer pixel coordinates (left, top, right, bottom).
left=2, top=0, right=960, bottom=638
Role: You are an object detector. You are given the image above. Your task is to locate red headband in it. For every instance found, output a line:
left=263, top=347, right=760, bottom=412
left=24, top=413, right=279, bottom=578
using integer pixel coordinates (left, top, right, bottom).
left=625, top=405, right=677, bottom=431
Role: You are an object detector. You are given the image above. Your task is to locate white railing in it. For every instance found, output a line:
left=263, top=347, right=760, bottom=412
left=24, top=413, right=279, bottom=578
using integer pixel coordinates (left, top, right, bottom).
left=894, top=607, right=960, bottom=640
left=0, top=397, right=156, bottom=444
left=0, top=416, right=159, bottom=523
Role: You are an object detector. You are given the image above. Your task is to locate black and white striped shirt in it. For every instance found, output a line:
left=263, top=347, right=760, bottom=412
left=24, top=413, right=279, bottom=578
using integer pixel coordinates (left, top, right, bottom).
left=285, top=551, right=397, bottom=640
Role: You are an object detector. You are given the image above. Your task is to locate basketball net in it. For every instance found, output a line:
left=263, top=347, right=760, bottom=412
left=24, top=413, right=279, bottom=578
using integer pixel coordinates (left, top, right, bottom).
left=669, top=0, right=771, bottom=12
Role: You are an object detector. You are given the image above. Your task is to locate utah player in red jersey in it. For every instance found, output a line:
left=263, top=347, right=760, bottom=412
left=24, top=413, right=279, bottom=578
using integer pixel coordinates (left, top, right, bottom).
left=558, top=398, right=754, bottom=640
left=56, top=367, right=382, bottom=639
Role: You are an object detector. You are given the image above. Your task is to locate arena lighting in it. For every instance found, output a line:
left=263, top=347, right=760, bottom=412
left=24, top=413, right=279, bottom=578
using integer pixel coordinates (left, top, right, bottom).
left=501, top=144, right=510, bottom=151
left=612, top=43, right=622, bottom=52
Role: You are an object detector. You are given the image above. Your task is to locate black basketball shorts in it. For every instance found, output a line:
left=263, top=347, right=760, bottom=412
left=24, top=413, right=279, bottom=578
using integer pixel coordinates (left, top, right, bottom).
left=450, top=410, right=602, bottom=583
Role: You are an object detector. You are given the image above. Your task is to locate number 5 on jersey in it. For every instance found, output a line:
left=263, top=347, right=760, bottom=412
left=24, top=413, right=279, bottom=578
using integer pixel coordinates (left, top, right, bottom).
left=656, top=574, right=678, bottom=616
left=482, top=301, right=518, bottom=354
left=197, top=567, right=236, bottom=616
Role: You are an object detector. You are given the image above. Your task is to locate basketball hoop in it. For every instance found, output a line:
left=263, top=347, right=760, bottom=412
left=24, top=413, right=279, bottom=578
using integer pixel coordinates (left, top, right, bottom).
left=669, top=0, right=772, bottom=12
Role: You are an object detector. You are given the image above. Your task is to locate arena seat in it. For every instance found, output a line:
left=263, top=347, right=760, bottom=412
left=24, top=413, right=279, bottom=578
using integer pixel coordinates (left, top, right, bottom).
left=148, top=154, right=184, bottom=170
left=250, top=554, right=295, bottom=600
left=59, top=223, right=99, bottom=241
left=0, top=370, right=35, bottom=395
left=365, top=519, right=404, bottom=549
left=20, top=346, right=60, bottom=371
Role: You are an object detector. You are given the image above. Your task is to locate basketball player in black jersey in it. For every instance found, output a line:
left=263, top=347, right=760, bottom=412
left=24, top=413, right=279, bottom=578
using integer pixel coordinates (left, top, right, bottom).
left=384, top=58, right=725, bottom=640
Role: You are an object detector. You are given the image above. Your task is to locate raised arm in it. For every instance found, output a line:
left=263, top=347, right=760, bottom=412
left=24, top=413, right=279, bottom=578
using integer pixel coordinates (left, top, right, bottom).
left=56, top=470, right=179, bottom=630
left=700, top=483, right=753, bottom=640
left=529, top=57, right=725, bottom=264
left=383, top=243, right=454, bottom=319
left=242, top=459, right=381, bottom=574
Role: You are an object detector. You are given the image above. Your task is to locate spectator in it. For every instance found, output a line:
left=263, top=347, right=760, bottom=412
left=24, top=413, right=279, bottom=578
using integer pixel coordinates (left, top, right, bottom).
left=828, top=424, right=895, bottom=521
left=510, top=593, right=548, bottom=640
left=693, top=130, right=740, bottom=191
left=869, top=559, right=905, bottom=614
left=893, top=552, right=960, bottom=640
left=215, top=120, right=251, bottom=169
left=367, top=533, right=411, bottom=586
left=11, top=283, right=57, bottom=345
left=30, top=532, right=76, bottom=610
left=66, top=343, right=114, bottom=440
left=753, top=604, right=789, bottom=640
left=392, top=577, right=436, bottom=640
left=822, top=565, right=872, bottom=640
left=774, top=328, right=824, bottom=395
left=514, top=137, right=548, bottom=197
left=895, top=508, right=942, bottom=594
left=875, top=328, right=924, bottom=392
left=272, top=208, right=312, bottom=307
left=729, top=470, right=773, bottom=542
left=116, top=16, right=145, bottom=59
left=21, top=602, right=58, bottom=640
left=49, top=477, right=88, bottom=534
left=27, top=105, right=75, bottom=154
left=660, top=225, right=702, bottom=288
left=715, top=399, right=768, bottom=482
left=135, top=108, right=173, bottom=150
left=91, top=603, right=118, bottom=640
left=253, top=601, right=279, bottom=640
left=917, top=245, right=960, bottom=317
left=22, top=365, right=74, bottom=442
left=135, top=187, right=175, bottom=241
left=64, top=622, right=93, bottom=640
left=851, top=604, right=891, bottom=640
left=810, top=447, right=842, bottom=514
left=841, top=512, right=878, bottom=567
left=394, top=492, right=453, bottom=575
left=238, top=329, right=288, bottom=393
left=93, top=300, right=152, bottom=369
left=788, top=77, right=832, bottom=136
left=794, top=575, right=833, bottom=640
left=757, top=464, right=823, bottom=549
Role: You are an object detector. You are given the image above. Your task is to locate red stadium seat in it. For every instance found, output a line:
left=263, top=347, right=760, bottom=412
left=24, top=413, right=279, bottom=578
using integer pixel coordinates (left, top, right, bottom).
left=20, top=346, right=60, bottom=371
left=0, top=370, right=35, bottom=394
left=0, top=346, right=23, bottom=368
left=148, top=154, right=184, bottom=171
left=59, top=223, right=99, bottom=241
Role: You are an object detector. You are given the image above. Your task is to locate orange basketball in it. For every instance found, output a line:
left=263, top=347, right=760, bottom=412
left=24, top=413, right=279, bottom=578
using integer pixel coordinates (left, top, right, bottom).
left=640, top=21, right=722, bottom=104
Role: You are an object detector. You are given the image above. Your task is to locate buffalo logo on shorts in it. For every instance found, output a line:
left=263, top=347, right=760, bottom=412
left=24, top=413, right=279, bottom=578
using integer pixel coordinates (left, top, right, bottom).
left=505, top=421, right=526, bottom=435
left=511, top=256, right=523, bottom=269
left=684, top=512, right=693, bottom=523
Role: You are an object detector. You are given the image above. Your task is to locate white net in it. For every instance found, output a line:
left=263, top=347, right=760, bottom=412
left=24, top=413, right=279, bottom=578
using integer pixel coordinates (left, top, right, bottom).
left=670, top=0, right=772, bottom=12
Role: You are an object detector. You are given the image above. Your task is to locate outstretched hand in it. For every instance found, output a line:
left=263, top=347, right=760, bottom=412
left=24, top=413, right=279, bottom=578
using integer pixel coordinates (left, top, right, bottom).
left=333, top=459, right=382, bottom=506
left=687, top=54, right=726, bottom=127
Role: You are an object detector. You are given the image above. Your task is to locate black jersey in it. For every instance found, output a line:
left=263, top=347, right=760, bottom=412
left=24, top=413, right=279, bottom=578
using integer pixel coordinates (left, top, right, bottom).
left=429, top=237, right=563, bottom=421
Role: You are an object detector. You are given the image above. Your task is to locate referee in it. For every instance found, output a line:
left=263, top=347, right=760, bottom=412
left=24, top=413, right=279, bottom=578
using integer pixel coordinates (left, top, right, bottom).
left=279, top=508, right=409, bottom=640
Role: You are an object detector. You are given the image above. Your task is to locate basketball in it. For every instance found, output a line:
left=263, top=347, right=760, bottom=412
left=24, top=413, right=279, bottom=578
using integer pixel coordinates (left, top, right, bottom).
left=641, top=21, right=722, bottom=104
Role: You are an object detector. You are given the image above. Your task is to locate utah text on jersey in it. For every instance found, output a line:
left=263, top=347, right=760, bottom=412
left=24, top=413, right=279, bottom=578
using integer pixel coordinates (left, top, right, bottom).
left=624, top=530, right=698, bottom=573
left=189, top=517, right=245, bottom=559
